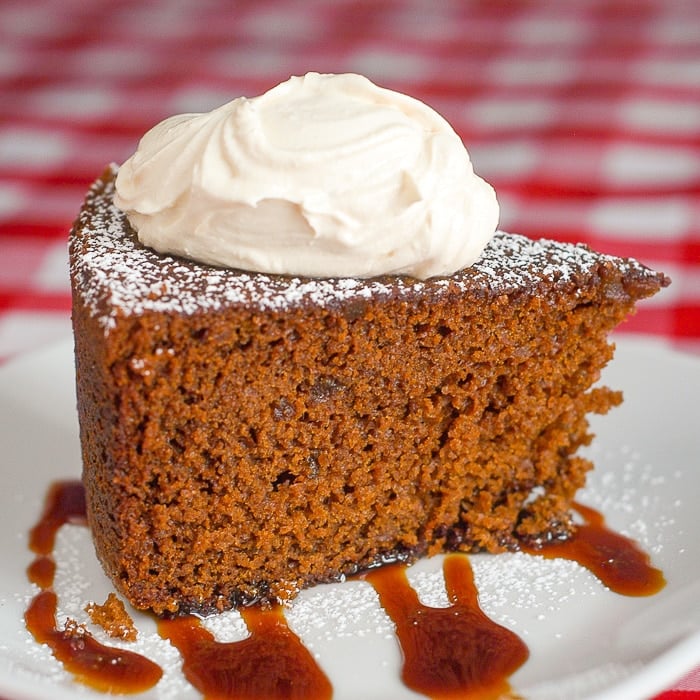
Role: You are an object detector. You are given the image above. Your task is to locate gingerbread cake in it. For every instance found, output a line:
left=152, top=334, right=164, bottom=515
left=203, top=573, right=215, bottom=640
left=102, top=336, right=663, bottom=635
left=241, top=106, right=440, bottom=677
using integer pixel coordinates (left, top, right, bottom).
left=69, top=166, right=668, bottom=615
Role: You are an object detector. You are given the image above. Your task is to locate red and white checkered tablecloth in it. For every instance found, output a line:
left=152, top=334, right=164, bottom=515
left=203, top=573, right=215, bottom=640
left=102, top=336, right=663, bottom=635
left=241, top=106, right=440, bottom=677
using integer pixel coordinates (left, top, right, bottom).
left=0, top=0, right=698, bottom=697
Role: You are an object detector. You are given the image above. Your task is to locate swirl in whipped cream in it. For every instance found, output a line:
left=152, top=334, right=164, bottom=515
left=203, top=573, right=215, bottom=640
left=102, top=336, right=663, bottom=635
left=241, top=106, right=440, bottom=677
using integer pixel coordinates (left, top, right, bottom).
left=114, top=72, right=498, bottom=279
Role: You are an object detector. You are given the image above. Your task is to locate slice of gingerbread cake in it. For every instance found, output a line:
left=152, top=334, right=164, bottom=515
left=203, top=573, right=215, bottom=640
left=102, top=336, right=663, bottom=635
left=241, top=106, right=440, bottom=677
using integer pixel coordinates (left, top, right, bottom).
left=69, top=74, right=669, bottom=615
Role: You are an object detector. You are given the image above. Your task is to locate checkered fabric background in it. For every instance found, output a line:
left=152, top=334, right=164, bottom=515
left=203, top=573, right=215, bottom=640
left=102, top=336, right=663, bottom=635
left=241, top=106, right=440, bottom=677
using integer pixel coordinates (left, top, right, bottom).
left=0, top=0, right=698, bottom=696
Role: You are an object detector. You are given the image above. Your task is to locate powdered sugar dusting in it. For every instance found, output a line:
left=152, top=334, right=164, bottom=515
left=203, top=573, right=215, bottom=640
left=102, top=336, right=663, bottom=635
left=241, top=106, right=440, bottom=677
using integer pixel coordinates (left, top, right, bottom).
left=70, top=166, right=664, bottom=333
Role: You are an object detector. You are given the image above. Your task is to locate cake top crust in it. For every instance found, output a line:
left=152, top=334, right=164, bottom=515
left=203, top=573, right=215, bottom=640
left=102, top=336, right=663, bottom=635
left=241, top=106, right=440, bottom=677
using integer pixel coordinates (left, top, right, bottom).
left=70, top=166, right=668, bottom=332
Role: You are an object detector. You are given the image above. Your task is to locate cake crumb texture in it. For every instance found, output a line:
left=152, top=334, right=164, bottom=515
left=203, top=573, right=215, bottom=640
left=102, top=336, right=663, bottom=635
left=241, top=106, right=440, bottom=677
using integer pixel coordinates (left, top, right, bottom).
left=70, top=168, right=669, bottom=615
left=85, top=593, right=138, bottom=641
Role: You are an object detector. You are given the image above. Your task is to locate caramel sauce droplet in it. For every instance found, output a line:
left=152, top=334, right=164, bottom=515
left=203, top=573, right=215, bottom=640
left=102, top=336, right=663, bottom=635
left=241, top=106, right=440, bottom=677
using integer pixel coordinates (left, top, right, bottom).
left=364, top=555, right=529, bottom=700
left=522, top=502, right=666, bottom=596
left=24, top=480, right=162, bottom=694
left=158, top=605, right=332, bottom=700
left=27, top=554, right=55, bottom=589
left=25, top=589, right=162, bottom=694
left=28, top=480, right=87, bottom=555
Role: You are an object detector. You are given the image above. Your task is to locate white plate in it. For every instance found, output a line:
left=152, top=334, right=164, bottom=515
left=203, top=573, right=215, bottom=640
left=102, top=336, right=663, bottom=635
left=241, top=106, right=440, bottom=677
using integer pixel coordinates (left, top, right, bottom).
left=0, top=335, right=698, bottom=700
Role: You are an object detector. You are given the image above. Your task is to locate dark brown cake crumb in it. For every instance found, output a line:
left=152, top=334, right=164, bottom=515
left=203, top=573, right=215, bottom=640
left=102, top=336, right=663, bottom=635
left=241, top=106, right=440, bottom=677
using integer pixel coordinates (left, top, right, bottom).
left=85, top=593, right=137, bottom=641
left=63, top=617, right=88, bottom=638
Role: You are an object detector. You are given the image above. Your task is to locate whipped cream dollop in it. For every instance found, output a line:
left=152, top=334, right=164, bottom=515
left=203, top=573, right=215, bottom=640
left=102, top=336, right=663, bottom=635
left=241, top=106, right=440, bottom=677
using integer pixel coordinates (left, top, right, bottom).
left=114, top=72, right=498, bottom=279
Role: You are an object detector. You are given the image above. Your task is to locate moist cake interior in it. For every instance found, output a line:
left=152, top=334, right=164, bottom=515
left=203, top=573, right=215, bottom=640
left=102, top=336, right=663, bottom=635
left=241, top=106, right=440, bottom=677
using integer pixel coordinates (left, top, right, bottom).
left=70, top=166, right=669, bottom=615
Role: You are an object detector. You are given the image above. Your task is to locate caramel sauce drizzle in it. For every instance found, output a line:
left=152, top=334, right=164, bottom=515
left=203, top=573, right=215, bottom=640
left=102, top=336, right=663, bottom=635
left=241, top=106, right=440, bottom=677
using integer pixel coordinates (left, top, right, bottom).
left=363, top=555, right=529, bottom=700
left=22, top=481, right=666, bottom=698
left=24, top=480, right=162, bottom=694
left=158, top=606, right=332, bottom=700
left=522, top=501, right=666, bottom=597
